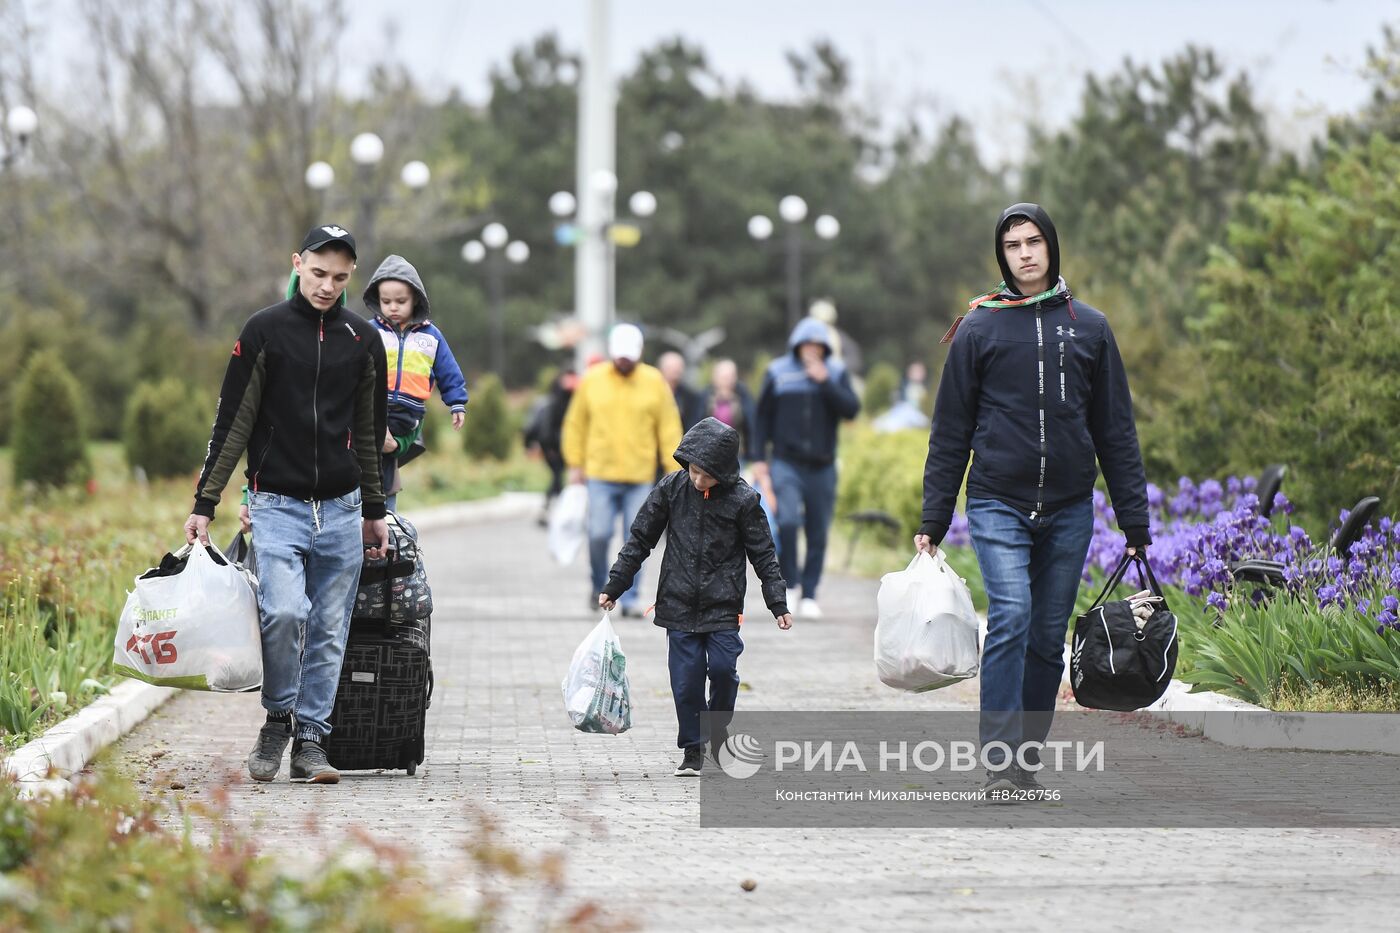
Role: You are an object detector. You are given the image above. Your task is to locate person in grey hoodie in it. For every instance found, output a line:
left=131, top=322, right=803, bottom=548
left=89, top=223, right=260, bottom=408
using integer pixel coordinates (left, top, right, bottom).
left=365, top=255, right=469, bottom=511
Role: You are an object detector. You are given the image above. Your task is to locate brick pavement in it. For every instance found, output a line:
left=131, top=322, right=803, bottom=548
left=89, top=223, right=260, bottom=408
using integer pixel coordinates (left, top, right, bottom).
left=106, top=515, right=1400, bottom=931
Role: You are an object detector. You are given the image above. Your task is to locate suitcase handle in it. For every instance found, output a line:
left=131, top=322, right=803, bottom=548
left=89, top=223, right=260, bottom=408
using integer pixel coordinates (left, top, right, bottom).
left=358, top=556, right=416, bottom=585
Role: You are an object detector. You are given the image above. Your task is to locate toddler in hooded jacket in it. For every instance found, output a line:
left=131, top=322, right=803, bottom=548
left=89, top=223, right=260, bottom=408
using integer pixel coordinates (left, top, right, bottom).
left=363, top=255, right=468, bottom=510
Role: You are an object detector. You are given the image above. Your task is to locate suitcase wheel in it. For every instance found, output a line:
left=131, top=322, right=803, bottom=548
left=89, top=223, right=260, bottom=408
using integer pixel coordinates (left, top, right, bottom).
left=406, top=762, right=417, bottom=776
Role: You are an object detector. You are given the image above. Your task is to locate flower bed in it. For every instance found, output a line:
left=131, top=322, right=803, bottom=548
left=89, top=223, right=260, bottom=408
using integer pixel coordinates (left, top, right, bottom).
left=1080, top=476, right=1400, bottom=707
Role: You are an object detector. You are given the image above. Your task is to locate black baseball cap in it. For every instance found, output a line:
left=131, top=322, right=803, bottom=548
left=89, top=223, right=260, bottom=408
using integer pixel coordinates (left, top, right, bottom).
left=299, top=223, right=357, bottom=259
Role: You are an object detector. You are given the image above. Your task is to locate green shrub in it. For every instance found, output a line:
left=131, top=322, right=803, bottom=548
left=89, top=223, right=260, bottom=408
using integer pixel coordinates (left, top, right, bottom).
left=463, top=374, right=514, bottom=461
left=836, top=425, right=929, bottom=539
left=862, top=362, right=900, bottom=414
left=11, top=351, right=89, bottom=488
left=122, top=378, right=210, bottom=479
left=1143, top=135, right=1400, bottom=525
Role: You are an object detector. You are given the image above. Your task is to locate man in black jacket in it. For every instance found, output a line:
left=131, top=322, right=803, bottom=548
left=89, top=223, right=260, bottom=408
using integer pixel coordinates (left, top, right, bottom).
left=915, top=203, right=1150, bottom=797
left=600, top=418, right=792, bottom=777
left=184, top=224, right=389, bottom=786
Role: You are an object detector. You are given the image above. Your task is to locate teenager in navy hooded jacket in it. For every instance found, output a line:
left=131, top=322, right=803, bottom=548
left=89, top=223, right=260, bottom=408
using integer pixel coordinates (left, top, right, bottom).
left=916, top=203, right=1151, bottom=798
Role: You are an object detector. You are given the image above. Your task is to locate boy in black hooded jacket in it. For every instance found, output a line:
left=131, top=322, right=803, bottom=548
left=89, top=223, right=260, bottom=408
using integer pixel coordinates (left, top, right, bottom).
left=599, top=418, right=793, bottom=776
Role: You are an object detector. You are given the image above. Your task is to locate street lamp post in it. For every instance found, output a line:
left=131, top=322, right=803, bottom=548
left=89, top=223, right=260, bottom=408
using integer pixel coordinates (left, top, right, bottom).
left=463, top=224, right=530, bottom=376
left=748, top=196, right=840, bottom=329
left=550, top=181, right=656, bottom=342
left=2, top=105, right=39, bottom=301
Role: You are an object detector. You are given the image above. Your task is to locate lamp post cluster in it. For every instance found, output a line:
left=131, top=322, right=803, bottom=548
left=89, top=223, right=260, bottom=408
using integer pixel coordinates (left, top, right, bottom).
left=303, top=132, right=430, bottom=263
left=550, top=170, right=656, bottom=333
left=461, top=222, right=531, bottom=376
left=748, top=195, right=839, bottom=329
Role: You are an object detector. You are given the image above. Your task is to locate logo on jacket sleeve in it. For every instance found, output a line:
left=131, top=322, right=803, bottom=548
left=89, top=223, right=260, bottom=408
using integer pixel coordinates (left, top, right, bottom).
left=232, top=340, right=241, bottom=357
left=1056, top=326, right=1076, bottom=339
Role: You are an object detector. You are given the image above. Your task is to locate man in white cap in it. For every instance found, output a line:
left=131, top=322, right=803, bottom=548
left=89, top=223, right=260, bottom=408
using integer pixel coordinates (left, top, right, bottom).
left=562, top=323, right=683, bottom=614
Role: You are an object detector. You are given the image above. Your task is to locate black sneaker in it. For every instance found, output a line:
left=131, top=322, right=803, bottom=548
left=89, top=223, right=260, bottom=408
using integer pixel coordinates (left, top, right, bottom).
left=247, top=720, right=292, bottom=782
left=290, top=740, right=340, bottom=784
left=981, top=768, right=1019, bottom=804
left=674, top=746, right=704, bottom=777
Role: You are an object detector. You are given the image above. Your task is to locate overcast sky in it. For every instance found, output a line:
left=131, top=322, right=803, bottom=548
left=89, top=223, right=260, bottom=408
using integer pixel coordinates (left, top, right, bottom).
left=28, top=0, right=1400, bottom=162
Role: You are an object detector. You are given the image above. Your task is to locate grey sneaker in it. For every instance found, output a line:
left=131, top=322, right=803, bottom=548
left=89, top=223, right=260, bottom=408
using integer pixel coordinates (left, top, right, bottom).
left=981, top=768, right=1019, bottom=803
left=247, top=720, right=292, bottom=782
left=1011, top=765, right=1046, bottom=791
left=290, top=740, right=341, bottom=784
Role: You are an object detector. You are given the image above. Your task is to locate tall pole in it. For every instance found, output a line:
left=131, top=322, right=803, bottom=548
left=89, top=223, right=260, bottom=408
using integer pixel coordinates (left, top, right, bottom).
left=488, top=254, right=506, bottom=376
left=575, top=0, right=615, bottom=369
left=355, top=168, right=377, bottom=267
left=785, top=223, right=803, bottom=330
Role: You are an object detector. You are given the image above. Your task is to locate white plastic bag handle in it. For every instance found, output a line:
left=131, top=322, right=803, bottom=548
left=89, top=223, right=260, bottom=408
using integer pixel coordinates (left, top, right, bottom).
left=906, top=550, right=953, bottom=574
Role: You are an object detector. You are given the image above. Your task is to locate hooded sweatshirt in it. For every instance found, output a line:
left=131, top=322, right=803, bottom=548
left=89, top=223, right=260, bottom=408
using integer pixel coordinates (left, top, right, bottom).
left=604, top=418, right=789, bottom=632
left=364, top=255, right=468, bottom=419
left=920, top=203, right=1150, bottom=547
left=752, top=318, right=861, bottom=465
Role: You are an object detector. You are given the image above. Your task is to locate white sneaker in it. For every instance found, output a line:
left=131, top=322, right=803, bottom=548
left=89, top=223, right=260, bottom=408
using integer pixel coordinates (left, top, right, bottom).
left=786, top=588, right=800, bottom=612
left=799, top=598, right=823, bottom=619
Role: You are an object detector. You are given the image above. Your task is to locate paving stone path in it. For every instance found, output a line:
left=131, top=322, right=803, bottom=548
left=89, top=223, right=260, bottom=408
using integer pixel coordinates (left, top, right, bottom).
left=107, top=514, right=1400, bottom=930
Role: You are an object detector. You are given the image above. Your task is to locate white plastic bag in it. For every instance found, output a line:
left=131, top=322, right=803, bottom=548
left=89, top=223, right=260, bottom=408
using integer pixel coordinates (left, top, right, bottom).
left=874, top=551, right=980, bottom=692
left=548, top=483, right=589, bottom=565
left=112, top=543, right=263, bottom=692
left=562, top=615, right=633, bottom=734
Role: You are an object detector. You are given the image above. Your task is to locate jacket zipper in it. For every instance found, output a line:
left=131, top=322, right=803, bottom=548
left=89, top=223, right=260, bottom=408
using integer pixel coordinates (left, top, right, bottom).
left=697, top=487, right=710, bottom=612
left=314, top=316, right=324, bottom=493
left=392, top=327, right=407, bottom=402
left=1032, top=306, right=1046, bottom=520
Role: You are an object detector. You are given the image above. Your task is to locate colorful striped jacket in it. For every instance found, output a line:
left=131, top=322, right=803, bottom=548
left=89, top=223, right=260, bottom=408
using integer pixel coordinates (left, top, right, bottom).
left=363, top=255, right=468, bottom=419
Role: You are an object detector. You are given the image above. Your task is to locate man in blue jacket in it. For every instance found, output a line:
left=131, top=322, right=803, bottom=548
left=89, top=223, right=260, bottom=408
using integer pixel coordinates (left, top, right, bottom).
left=752, top=318, right=862, bottom=619
left=916, top=203, right=1150, bottom=798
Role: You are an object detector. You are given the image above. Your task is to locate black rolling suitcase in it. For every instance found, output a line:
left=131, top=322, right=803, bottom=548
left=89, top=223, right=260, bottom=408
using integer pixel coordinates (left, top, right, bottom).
left=325, top=513, right=434, bottom=775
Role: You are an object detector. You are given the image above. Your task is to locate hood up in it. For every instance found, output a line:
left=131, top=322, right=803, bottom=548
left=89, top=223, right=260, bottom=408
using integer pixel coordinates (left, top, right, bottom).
left=787, top=317, right=833, bottom=359
left=363, top=254, right=431, bottom=324
left=994, top=202, right=1060, bottom=296
left=673, top=417, right=742, bottom=487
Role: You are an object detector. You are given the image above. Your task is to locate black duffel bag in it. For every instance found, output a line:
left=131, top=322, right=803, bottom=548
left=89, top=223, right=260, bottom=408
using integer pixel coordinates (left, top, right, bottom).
left=1070, top=552, right=1179, bottom=711
left=353, top=512, right=433, bottom=623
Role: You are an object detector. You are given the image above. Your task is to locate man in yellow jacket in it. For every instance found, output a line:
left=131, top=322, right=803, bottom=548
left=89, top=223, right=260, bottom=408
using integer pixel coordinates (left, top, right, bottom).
left=563, top=323, right=683, bottom=615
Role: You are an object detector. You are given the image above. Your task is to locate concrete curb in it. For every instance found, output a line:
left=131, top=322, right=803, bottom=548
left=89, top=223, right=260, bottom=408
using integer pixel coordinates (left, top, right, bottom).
left=1059, top=644, right=1400, bottom=756
left=2, top=491, right=543, bottom=796
left=4, top=680, right=177, bottom=796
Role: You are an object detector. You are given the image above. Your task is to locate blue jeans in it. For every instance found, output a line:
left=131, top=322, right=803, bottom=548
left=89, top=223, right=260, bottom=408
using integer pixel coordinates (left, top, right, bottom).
left=248, top=490, right=365, bottom=743
left=770, top=458, right=837, bottom=598
left=667, top=629, right=744, bottom=749
left=587, top=480, right=652, bottom=608
left=967, top=496, right=1094, bottom=767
